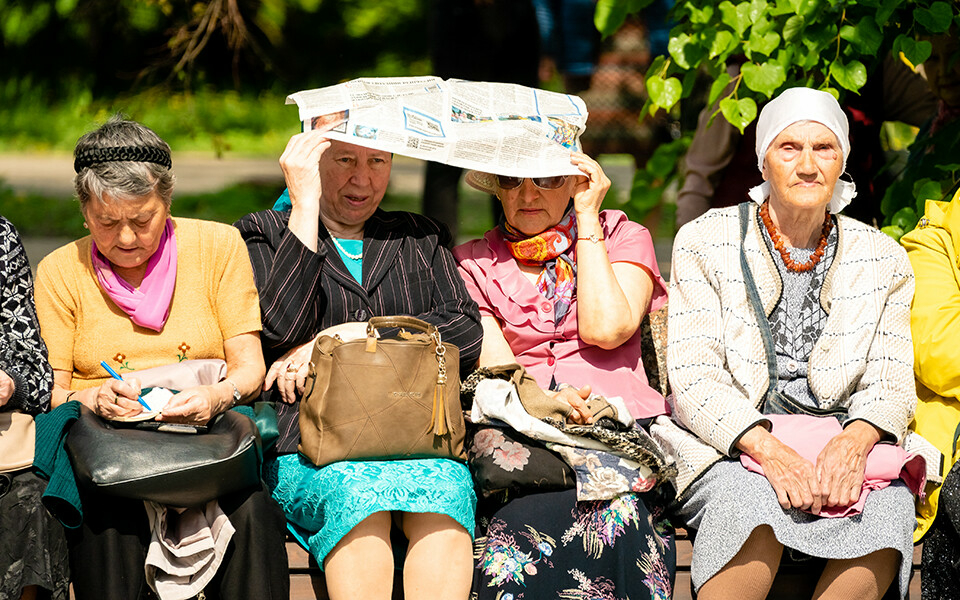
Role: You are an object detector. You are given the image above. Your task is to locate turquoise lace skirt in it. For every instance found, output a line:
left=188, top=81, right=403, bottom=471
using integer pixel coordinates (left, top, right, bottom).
left=264, top=454, right=476, bottom=568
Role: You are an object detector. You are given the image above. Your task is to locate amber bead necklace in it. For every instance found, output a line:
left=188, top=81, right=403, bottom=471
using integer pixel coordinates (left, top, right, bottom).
left=759, top=201, right=833, bottom=273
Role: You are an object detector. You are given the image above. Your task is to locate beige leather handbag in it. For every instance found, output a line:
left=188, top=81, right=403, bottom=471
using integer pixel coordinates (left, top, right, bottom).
left=0, top=411, right=35, bottom=473
left=298, top=316, right=465, bottom=467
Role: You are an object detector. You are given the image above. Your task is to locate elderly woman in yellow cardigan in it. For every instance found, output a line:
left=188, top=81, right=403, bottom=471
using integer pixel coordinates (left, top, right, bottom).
left=902, top=188, right=960, bottom=599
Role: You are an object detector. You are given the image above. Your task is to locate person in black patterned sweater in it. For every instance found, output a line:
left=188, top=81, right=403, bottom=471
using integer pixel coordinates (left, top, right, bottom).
left=0, top=215, right=69, bottom=600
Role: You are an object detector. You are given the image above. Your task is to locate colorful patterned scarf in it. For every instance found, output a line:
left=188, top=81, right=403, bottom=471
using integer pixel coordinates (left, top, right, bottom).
left=501, top=210, right=577, bottom=323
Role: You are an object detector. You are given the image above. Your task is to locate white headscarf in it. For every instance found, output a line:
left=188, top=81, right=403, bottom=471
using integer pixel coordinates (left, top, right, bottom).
left=747, top=87, right=856, bottom=214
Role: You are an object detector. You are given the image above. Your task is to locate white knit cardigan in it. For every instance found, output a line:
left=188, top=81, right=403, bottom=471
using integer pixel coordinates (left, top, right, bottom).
left=651, top=203, right=919, bottom=496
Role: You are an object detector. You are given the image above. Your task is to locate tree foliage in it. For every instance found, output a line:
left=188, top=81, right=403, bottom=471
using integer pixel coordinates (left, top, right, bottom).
left=595, top=0, right=960, bottom=233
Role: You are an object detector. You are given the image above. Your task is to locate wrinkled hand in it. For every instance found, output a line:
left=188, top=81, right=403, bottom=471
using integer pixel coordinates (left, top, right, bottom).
left=0, top=370, right=14, bottom=406
left=265, top=322, right=370, bottom=404
left=570, top=152, right=610, bottom=218
left=815, top=421, right=880, bottom=508
left=93, top=377, right=144, bottom=420
left=265, top=340, right=313, bottom=405
left=549, top=384, right=594, bottom=424
left=740, top=426, right=822, bottom=513
left=279, top=130, right=332, bottom=213
left=160, top=386, right=221, bottom=425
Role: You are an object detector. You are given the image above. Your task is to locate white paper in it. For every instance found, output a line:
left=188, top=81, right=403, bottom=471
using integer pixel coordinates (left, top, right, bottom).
left=286, top=77, right=588, bottom=177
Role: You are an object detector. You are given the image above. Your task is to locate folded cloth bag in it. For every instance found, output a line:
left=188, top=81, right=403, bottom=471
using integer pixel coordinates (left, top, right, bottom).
left=740, top=413, right=927, bottom=517
left=144, top=500, right=236, bottom=600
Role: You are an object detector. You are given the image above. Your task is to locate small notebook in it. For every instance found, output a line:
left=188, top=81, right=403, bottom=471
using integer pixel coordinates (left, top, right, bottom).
left=111, top=387, right=175, bottom=422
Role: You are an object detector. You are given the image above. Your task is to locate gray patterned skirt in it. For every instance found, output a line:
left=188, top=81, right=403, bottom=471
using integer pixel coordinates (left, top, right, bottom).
left=678, top=459, right=915, bottom=597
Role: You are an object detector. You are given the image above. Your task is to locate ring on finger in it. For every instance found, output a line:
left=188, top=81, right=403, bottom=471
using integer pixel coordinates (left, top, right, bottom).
left=285, top=363, right=300, bottom=373
left=113, top=394, right=119, bottom=404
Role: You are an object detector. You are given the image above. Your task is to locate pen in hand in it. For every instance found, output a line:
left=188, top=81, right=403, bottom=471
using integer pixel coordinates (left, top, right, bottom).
left=100, top=360, right=152, bottom=411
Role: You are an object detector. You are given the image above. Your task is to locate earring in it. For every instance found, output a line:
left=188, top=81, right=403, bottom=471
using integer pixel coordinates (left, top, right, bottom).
left=82, top=222, right=89, bottom=229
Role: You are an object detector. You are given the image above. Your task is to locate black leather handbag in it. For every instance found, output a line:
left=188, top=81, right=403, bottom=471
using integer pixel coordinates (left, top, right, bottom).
left=66, top=405, right=261, bottom=507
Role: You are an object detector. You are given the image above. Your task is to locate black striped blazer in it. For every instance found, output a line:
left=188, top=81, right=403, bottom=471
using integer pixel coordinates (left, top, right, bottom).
left=235, top=208, right=482, bottom=452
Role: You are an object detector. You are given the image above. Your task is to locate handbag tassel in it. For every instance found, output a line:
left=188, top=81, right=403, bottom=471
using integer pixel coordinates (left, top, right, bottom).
left=431, top=383, right=448, bottom=436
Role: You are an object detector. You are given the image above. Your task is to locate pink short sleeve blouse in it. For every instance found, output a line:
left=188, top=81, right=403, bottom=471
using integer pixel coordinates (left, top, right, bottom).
left=453, top=210, right=670, bottom=419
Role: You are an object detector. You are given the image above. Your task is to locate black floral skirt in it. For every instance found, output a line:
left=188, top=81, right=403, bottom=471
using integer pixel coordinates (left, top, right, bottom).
left=0, top=471, right=69, bottom=599
left=471, top=488, right=675, bottom=600
left=922, top=460, right=960, bottom=600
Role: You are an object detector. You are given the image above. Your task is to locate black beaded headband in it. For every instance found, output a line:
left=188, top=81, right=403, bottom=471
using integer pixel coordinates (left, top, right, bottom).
left=74, top=146, right=172, bottom=173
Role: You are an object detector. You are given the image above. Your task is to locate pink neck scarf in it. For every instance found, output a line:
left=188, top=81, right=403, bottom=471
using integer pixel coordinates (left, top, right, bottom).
left=91, top=218, right=178, bottom=332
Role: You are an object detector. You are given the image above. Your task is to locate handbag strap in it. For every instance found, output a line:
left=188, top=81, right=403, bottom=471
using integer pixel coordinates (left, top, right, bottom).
left=738, top=202, right=779, bottom=399
left=367, top=316, right=437, bottom=337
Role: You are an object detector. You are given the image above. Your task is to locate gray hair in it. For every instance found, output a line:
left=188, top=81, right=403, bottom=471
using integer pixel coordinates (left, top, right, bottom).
left=74, top=115, right=176, bottom=209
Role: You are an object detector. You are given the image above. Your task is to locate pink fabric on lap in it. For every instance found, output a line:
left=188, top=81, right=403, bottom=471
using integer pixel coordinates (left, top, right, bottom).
left=739, top=413, right=927, bottom=517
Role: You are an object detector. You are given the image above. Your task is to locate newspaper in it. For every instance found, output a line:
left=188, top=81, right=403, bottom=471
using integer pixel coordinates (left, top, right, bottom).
left=286, top=76, right=588, bottom=177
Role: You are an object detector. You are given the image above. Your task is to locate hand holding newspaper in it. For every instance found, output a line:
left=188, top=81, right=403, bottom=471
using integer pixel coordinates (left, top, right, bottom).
left=285, top=77, right=588, bottom=177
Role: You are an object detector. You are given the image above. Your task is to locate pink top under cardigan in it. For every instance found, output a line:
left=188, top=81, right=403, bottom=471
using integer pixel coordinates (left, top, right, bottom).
left=454, top=209, right=670, bottom=419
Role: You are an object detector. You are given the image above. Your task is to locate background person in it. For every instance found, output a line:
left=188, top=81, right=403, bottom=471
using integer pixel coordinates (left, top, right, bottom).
left=0, top=216, right=68, bottom=600
left=454, top=153, right=675, bottom=599
left=901, top=187, right=960, bottom=600
left=34, top=116, right=289, bottom=600
left=235, top=128, right=483, bottom=600
left=653, top=87, right=920, bottom=600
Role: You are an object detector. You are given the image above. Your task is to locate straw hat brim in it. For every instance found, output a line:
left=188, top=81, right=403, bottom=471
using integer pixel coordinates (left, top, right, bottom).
left=464, top=170, right=499, bottom=195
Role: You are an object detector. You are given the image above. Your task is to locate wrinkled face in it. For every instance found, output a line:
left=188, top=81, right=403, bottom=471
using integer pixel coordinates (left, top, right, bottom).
left=925, top=33, right=960, bottom=108
left=83, top=191, right=169, bottom=273
left=319, top=140, right=392, bottom=232
left=762, top=121, right=843, bottom=213
left=498, top=176, right=578, bottom=235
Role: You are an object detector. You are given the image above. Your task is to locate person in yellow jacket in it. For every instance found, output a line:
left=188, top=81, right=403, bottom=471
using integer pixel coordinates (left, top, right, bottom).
left=901, top=188, right=960, bottom=599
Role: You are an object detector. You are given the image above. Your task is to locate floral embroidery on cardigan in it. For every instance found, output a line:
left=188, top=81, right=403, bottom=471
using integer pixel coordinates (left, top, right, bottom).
left=177, top=342, right=190, bottom=362
left=113, top=352, right=133, bottom=371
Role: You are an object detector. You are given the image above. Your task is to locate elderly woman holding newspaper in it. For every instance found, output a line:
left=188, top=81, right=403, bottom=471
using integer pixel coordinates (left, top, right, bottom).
left=34, top=117, right=288, bottom=600
left=235, top=126, right=483, bottom=600
left=453, top=151, right=675, bottom=599
left=652, top=87, right=937, bottom=600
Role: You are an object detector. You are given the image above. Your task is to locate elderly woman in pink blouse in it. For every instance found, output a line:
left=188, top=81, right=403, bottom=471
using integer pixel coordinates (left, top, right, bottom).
left=453, top=153, right=675, bottom=599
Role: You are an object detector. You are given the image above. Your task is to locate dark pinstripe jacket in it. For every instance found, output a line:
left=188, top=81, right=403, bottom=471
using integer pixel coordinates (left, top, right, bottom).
left=235, top=208, right=482, bottom=452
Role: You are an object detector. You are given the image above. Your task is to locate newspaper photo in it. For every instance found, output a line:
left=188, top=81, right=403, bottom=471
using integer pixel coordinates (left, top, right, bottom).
left=286, top=76, right=588, bottom=177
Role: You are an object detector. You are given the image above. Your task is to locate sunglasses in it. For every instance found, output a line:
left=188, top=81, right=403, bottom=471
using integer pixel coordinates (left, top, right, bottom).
left=495, top=175, right=568, bottom=190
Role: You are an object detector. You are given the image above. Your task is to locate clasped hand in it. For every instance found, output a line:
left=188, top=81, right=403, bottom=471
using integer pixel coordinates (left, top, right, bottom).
left=745, top=421, right=880, bottom=513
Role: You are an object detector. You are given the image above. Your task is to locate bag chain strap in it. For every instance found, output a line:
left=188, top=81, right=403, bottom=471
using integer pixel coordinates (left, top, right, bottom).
left=430, top=330, right=450, bottom=436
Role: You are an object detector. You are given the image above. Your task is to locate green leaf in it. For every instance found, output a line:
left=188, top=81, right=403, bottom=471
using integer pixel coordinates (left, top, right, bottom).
left=741, top=62, right=787, bottom=97
left=914, top=1, right=953, bottom=34
left=688, top=3, right=714, bottom=24
left=749, top=0, right=768, bottom=23
left=54, top=0, right=79, bottom=16
left=646, top=75, right=683, bottom=111
left=709, top=30, right=736, bottom=59
left=709, top=72, right=733, bottom=106
left=718, top=1, right=751, bottom=37
left=880, top=225, right=904, bottom=242
left=719, top=97, right=758, bottom=133
left=802, top=22, right=838, bottom=54
left=896, top=36, right=933, bottom=70
left=747, top=29, right=780, bottom=58
left=913, top=179, right=944, bottom=203
left=783, top=15, right=805, bottom=42
left=839, top=17, right=882, bottom=56
left=667, top=33, right=704, bottom=70
left=829, top=59, right=868, bottom=92
left=891, top=207, right=919, bottom=232
left=595, top=0, right=631, bottom=38
left=645, top=55, right=667, bottom=80
left=876, top=0, right=905, bottom=24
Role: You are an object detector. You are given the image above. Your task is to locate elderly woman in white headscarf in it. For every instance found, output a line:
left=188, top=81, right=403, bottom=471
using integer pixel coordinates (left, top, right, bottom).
left=651, top=87, right=924, bottom=600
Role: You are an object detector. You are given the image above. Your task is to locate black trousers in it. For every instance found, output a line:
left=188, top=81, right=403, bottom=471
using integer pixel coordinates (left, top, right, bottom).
left=68, top=482, right=289, bottom=600
left=922, top=461, right=960, bottom=600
